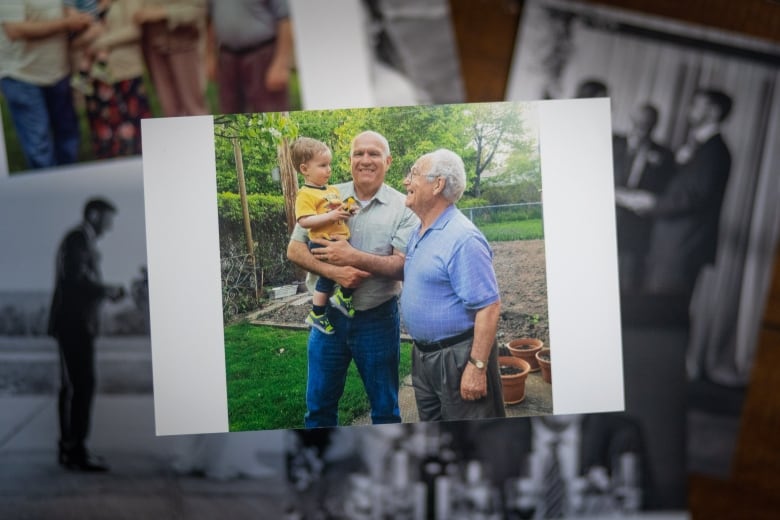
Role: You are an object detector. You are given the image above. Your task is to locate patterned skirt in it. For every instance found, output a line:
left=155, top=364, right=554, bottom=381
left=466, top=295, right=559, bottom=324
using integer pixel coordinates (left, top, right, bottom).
left=85, top=77, right=153, bottom=160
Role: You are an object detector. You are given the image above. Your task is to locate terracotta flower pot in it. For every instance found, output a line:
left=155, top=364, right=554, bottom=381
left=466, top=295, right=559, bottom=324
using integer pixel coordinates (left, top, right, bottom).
left=506, top=338, right=544, bottom=372
left=536, top=347, right=552, bottom=384
left=499, top=356, right=531, bottom=405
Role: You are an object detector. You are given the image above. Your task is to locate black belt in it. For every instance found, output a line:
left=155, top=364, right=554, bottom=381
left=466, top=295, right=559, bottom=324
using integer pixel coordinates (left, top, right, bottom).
left=220, top=38, right=276, bottom=55
left=414, top=328, right=474, bottom=353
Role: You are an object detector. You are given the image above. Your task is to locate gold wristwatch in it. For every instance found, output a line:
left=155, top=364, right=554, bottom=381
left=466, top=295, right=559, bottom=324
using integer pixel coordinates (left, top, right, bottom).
left=469, top=356, right=486, bottom=370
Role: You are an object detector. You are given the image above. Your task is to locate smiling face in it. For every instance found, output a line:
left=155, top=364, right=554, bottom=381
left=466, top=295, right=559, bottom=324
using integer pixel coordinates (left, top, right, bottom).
left=350, top=132, right=392, bottom=198
left=300, top=149, right=332, bottom=187
left=403, top=156, right=439, bottom=217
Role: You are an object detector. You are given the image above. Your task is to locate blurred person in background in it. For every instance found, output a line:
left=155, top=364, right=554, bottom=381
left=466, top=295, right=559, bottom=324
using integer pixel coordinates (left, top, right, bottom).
left=617, top=88, right=733, bottom=303
left=0, top=1, right=92, bottom=169
left=48, top=198, right=126, bottom=472
left=66, top=0, right=110, bottom=98
left=82, top=0, right=153, bottom=159
left=134, top=0, right=208, bottom=116
left=612, top=103, right=676, bottom=293
left=208, top=0, right=293, bottom=114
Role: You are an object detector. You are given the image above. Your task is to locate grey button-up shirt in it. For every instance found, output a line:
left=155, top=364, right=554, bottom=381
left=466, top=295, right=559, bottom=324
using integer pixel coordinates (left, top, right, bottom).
left=290, top=182, right=418, bottom=311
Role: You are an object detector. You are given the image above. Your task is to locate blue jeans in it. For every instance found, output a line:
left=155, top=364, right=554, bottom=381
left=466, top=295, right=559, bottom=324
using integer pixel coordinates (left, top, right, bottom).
left=0, top=75, right=80, bottom=169
left=304, top=297, right=401, bottom=427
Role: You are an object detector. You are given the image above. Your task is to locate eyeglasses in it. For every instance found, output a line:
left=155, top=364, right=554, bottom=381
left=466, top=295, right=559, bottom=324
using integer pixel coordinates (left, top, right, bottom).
left=405, top=165, right=431, bottom=181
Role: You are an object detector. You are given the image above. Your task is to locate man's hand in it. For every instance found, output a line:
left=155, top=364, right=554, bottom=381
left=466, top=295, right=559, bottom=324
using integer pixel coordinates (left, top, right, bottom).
left=460, top=362, right=488, bottom=401
left=133, top=6, right=168, bottom=25
left=614, top=187, right=657, bottom=215
left=287, top=239, right=370, bottom=290
left=331, top=266, right=371, bottom=289
left=265, top=59, right=290, bottom=92
left=309, top=236, right=358, bottom=267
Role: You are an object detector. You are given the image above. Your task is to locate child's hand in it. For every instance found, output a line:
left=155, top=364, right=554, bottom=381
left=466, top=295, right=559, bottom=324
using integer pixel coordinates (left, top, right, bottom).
left=341, top=197, right=360, bottom=215
left=328, top=207, right=352, bottom=222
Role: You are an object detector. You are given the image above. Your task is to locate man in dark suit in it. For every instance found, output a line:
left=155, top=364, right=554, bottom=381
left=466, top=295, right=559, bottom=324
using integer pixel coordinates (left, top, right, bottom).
left=48, top=198, right=125, bottom=472
left=612, top=104, right=676, bottom=292
left=616, top=88, right=733, bottom=301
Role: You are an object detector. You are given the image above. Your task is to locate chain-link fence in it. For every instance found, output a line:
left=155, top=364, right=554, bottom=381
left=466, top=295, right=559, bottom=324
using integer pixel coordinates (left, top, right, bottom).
left=462, top=202, right=544, bottom=241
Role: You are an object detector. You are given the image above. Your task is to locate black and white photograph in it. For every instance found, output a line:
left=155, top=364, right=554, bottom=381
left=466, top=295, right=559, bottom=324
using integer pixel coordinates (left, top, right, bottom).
left=289, top=0, right=464, bottom=110
left=507, top=0, right=780, bottom=480
left=140, top=97, right=625, bottom=437
left=275, top=414, right=683, bottom=519
left=0, top=159, right=304, bottom=516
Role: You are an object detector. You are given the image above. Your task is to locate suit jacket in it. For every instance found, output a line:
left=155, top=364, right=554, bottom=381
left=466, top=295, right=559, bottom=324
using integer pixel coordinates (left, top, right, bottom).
left=646, top=133, right=731, bottom=290
left=612, top=134, right=676, bottom=255
left=48, top=223, right=109, bottom=339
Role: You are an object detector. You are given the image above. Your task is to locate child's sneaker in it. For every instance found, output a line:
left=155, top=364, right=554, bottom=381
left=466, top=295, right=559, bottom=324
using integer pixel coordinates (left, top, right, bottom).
left=70, top=72, right=94, bottom=96
left=330, top=288, right=355, bottom=318
left=305, top=311, right=334, bottom=335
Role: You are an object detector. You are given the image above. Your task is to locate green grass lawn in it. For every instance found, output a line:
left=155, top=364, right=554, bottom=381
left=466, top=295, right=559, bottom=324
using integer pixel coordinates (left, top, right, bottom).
left=224, top=322, right=413, bottom=431
left=478, top=218, right=544, bottom=242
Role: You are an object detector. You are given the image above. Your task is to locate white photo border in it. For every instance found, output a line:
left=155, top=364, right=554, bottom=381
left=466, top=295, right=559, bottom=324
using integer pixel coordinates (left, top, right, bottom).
left=141, top=99, right=624, bottom=436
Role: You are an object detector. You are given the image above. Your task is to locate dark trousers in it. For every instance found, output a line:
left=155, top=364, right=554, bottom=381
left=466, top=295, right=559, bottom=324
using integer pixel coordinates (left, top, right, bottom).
left=218, top=40, right=289, bottom=114
left=412, top=337, right=505, bottom=422
left=57, top=329, right=96, bottom=455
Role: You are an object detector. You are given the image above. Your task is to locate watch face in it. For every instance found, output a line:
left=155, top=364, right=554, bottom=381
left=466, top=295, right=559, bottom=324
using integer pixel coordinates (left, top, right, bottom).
left=471, top=357, right=485, bottom=369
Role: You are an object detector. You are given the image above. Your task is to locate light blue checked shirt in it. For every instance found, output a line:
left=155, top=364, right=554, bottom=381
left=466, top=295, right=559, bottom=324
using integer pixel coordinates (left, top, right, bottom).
left=400, top=205, right=500, bottom=343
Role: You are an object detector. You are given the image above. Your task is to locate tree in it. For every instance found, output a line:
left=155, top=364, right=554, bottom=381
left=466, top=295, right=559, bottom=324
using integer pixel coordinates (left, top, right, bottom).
left=292, top=104, right=473, bottom=192
left=467, top=103, right=529, bottom=198
left=214, top=113, right=298, bottom=195
left=481, top=134, right=542, bottom=204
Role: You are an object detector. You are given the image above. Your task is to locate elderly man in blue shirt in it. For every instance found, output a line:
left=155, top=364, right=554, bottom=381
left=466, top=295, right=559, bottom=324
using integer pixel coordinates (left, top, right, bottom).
left=401, top=148, right=505, bottom=421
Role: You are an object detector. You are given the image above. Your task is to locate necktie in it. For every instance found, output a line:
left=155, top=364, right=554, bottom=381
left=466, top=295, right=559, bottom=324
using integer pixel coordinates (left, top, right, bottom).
left=626, top=144, right=648, bottom=189
left=676, top=134, right=697, bottom=164
left=541, top=439, right=566, bottom=518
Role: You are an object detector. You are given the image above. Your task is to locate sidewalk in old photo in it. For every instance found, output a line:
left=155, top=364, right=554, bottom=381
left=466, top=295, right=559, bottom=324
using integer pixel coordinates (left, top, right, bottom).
left=0, top=336, right=289, bottom=519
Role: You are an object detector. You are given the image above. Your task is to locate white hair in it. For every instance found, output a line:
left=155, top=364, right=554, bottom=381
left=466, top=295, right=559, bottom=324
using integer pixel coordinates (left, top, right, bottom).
left=423, top=148, right=466, bottom=202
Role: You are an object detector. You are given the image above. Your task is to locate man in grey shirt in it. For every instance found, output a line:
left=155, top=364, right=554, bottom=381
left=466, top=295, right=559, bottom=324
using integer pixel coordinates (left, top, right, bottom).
left=287, top=130, right=418, bottom=427
left=208, top=0, right=293, bottom=113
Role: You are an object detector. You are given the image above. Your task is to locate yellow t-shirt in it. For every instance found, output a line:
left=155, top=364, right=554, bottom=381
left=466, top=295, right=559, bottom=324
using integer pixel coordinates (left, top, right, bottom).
left=294, top=184, right=350, bottom=240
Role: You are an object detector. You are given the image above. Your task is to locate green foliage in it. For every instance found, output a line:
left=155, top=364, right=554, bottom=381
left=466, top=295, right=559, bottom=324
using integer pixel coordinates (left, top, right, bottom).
left=217, top=192, right=294, bottom=287
left=457, top=197, right=491, bottom=209
left=481, top=181, right=542, bottom=205
left=289, top=104, right=474, bottom=192
left=214, top=113, right=298, bottom=194
left=223, top=323, right=413, bottom=430
left=217, top=192, right=286, bottom=223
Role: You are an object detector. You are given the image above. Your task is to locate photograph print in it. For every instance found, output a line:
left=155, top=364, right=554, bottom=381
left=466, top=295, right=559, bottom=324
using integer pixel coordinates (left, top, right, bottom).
left=141, top=97, right=625, bottom=436
left=212, top=103, right=550, bottom=432
left=507, top=0, right=780, bottom=479
left=288, top=0, right=465, bottom=110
